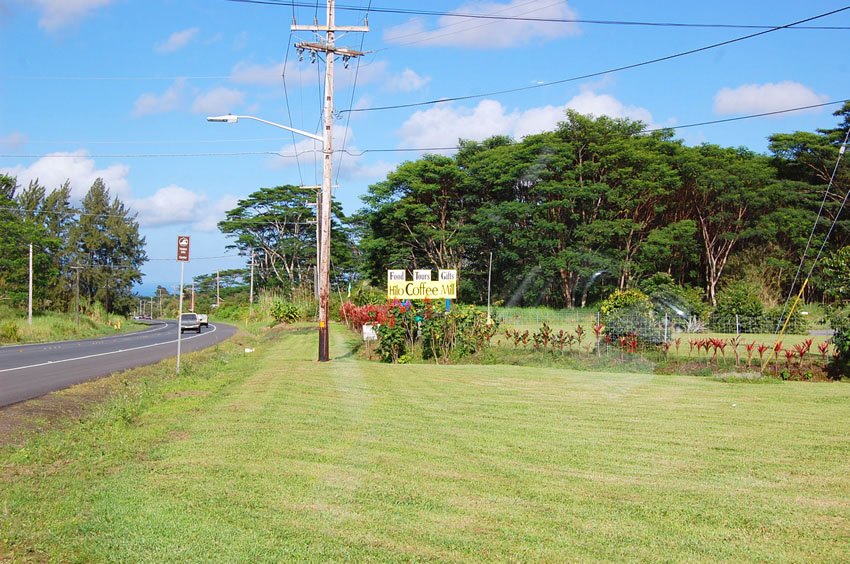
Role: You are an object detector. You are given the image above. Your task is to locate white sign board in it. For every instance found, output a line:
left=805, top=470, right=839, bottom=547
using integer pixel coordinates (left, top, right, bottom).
left=362, top=323, right=378, bottom=341
left=387, top=269, right=406, bottom=282
left=438, top=269, right=457, bottom=282
left=413, top=269, right=432, bottom=282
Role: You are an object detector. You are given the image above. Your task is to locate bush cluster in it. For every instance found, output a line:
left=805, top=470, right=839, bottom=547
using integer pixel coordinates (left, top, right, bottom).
left=340, top=300, right=497, bottom=363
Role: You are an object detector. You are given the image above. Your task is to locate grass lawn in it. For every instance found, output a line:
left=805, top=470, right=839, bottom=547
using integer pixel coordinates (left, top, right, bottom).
left=1, top=324, right=849, bottom=561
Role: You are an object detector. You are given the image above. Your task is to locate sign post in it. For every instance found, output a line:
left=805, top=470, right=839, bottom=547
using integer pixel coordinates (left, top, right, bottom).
left=176, top=236, right=190, bottom=373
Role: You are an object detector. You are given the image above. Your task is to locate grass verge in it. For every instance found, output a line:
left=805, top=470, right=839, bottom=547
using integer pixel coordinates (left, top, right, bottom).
left=1, top=323, right=849, bottom=561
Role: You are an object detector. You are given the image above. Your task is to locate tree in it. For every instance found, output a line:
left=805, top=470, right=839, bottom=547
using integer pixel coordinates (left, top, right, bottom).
left=219, top=185, right=355, bottom=295
left=68, top=179, right=146, bottom=314
left=0, top=175, right=57, bottom=309
left=360, top=155, right=474, bottom=283
left=677, top=145, right=777, bottom=305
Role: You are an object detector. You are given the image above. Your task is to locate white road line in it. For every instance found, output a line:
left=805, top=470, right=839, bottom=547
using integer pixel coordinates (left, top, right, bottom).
left=0, top=324, right=219, bottom=373
left=2, top=321, right=171, bottom=350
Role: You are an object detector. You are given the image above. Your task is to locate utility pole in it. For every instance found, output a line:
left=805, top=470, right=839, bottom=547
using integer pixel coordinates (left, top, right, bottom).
left=216, top=270, right=221, bottom=308
left=27, top=243, right=33, bottom=325
left=249, top=248, right=255, bottom=319
left=293, top=0, right=368, bottom=361
left=71, top=265, right=82, bottom=328
left=190, top=279, right=195, bottom=312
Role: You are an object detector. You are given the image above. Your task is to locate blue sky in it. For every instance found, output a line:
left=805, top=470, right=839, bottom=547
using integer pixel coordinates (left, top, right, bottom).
left=1, top=0, right=848, bottom=295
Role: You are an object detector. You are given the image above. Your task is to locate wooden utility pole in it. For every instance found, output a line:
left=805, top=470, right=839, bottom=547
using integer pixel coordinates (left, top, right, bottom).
left=293, top=0, right=368, bottom=361
left=249, top=248, right=255, bottom=319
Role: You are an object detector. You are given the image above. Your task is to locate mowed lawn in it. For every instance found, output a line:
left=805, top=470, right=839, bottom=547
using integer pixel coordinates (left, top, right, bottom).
left=2, top=326, right=849, bottom=561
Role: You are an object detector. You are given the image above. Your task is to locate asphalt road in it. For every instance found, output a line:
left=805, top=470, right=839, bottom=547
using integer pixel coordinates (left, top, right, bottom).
left=0, top=320, right=237, bottom=408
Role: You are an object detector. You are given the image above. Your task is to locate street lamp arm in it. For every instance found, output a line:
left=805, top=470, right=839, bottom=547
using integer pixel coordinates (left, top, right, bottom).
left=206, top=115, right=324, bottom=143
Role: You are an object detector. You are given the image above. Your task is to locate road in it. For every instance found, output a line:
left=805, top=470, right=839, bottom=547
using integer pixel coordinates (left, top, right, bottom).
left=0, top=320, right=237, bottom=408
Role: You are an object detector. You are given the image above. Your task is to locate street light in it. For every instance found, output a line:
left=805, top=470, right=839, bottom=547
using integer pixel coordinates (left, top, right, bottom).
left=207, top=114, right=333, bottom=362
left=206, top=115, right=322, bottom=143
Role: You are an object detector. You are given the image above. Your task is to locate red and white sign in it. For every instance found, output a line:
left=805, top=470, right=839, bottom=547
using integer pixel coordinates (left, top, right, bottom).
left=177, top=235, right=191, bottom=262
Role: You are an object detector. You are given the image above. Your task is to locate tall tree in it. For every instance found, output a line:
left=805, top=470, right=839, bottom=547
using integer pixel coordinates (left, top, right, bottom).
left=677, top=145, right=776, bottom=305
left=219, top=184, right=355, bottom=293
left=360, top=154, right=474, bottom=277
left=68, top=178, right=146, bottom=314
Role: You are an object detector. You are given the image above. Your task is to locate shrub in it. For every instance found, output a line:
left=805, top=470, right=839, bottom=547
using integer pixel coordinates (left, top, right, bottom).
left=0, top=321, right=20, bottom=343
left=828, top=308, right=850, bottom=379
left=270, top=300, right=301, bottom=324
left=639, top=272, right=709, bottom=322
left=710, top=280, right=764, bottom=332
left=598, top=289, right=663, bottom=344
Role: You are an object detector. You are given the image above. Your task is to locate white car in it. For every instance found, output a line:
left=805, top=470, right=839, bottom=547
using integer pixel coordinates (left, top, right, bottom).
left=179, top=313, right=201, bottom=333
left=198, top=313, right=209, bottom=328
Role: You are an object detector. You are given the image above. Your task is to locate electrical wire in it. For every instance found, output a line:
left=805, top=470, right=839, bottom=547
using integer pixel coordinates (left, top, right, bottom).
left=2, top=100, right=847, bottom=160
left=764, top=129, right=850, bottom=368
left=335, top=0, right=373, bottom=184
left=342, top=5, right=850, bottom=114
left=282, top=18, right=306, bottom=186
left=227, top=1, right=850, bottom=31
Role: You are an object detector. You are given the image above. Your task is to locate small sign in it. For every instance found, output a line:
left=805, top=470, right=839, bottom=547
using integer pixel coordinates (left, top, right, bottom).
left=387, top=269, right=405, bottom=282
left=439, top=269, right=457, bottom=282
left=177, top=235, right=190, bottom=262
left=362, top=323, right=378, bottom=341
left=413, top=269, right=431, bottom=282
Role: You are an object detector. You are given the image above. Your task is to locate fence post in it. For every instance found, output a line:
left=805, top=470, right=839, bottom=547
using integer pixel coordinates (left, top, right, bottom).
left=664, top=313, right=669, bottom=342
left=736, top=314, right=740, bottom=336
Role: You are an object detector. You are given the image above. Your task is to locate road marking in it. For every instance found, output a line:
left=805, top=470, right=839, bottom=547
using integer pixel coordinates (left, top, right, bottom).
left=0, top=324, right=219, bottom=373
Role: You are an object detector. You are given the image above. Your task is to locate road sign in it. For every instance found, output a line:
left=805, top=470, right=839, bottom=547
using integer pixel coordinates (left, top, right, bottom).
left=177, top=235, right=190, bottom=262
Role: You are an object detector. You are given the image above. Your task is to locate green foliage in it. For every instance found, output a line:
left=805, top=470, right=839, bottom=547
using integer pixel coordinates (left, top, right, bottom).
left=349, top=281, right=386, bottom=306
left=373, top=301, right=497, bottom=363
left=828, top=308, right=850, bottom=378
left=218, top=184, right=356, bottom=292
left=598, top=289, right=662, bottom=344
left=0, top=321, right=20, bottom=343
left=820, top=246, right=850, bottom=302
left=639, top=272, right=708, bottom=320
left=270, top=300, right=301, bottom=324
left=710, top=280, right=764, bottom=332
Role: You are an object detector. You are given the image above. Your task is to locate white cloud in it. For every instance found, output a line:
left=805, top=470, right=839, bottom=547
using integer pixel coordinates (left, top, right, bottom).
left=155, top=27, right=199, bottom=54
left=133, top=78, right=187, bottom=117
left=398, top=100, right=516, bottom=151
left=30, top=0, right=112, bottom=31
left=0, top=150, right=130, bottom=200
left=385, top=68, right=431, bottom=93
left=191, top=87, right=246, bottom=115
left=714, top=81, right=829, bottom=115
left=0, top=132, right=28, bottom=150
left=397, top=90, right=657, bottom=150
left=384, top=0, right=579, bottom=48
left=564, top=90, right=656, bottom=127
left=230, top=60, right=317, bottom=86
left=193, top=195, right=240, bottom=232
left=130, top=185, right=207, bottom=228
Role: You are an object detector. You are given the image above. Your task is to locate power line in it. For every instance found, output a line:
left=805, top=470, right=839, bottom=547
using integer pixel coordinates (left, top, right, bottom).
left=343, top=5, right=850, bottom=114
left=2, top=99, right=847, bottom=160
left=227, top=0, right=850, bottom=30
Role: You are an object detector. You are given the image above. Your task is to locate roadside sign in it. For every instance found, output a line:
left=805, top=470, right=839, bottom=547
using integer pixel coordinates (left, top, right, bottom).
left=177, top=235, right=190, bottom=262
left=438, top=269, right=457, bottom=282
left=387, top=269, right=405, bottom=282
left=413, top=269, right=431, bottom=282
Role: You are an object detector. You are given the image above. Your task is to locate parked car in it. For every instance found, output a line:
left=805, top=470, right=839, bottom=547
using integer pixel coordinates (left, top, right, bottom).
left=198, top=313, right=209, bottom=328
left=180, top=313, right=201, bottom=333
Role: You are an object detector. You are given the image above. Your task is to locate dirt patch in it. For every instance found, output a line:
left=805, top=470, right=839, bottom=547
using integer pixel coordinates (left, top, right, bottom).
left=0, top=373, right=127, bottom=448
